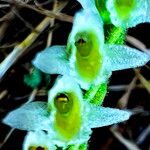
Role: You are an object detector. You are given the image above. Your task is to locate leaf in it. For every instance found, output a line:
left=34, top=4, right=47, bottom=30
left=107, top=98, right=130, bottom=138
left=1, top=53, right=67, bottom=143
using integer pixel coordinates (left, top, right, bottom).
left=3, top=102, right=50, bottom=131
left=88, top=105, right=131, bottom=128
left=32, top=46, right=70, bottom=75
left=105, top=45, right=150, bottom=71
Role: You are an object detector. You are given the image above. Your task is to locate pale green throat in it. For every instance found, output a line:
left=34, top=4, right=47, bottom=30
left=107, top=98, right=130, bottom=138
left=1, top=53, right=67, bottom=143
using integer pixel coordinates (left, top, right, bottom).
left=114, top=0, right=136, bottom=20
left=74, top=31, right=103, bottom=83
left=54, top=93, right=81, bottom=140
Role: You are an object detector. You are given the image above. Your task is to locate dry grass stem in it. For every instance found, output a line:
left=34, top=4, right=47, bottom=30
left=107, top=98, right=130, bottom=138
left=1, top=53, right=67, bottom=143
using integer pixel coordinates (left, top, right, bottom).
left=117, top=77, right=137, bottom=108
left=110, top=126, right=141, bottom=150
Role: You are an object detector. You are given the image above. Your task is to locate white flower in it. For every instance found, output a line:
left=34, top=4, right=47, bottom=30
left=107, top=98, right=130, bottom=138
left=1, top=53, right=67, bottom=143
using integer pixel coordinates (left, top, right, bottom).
left=3, top=75, right=131, bottom=149
left=77, top=0, right=150, bottom=28
left=32, top=9, right=150, bottom=89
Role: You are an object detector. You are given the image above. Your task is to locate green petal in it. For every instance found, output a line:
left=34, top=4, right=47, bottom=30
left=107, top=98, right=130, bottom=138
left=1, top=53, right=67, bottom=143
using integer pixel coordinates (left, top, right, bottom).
left=32, top=46, right=70, bottom=75
left=3, top=102, right=50, bottom=131
left=23, top=131, right=55, bottom=150
left=88, top=105, right=131, bottom=128
left=105, top=44, right=150, bottom=71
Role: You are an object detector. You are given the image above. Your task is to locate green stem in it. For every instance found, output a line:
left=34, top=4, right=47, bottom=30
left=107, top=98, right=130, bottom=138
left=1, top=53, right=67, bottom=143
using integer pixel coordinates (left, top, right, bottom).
left=106, top=26, right=126, bottom=44
left=84, top=82, right=107, bottom=105
left=84, top=26, right=126, bottom=105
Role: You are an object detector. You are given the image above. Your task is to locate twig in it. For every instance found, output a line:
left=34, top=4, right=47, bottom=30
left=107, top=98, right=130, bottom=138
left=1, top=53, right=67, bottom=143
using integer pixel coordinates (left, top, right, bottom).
left=0, top=4, right=10, bottom=8
left=25, top=88, right=38, bottom=104
left=117, top=77, right=137, bottom=108
left=135, top=69, right=150, bottom=94
left=0, top=8, right=16, bottom=42
left=109, top=85, right=128, bottom=91
left=136, top=125, right=150, bottom=145
left=46, top=0, right=68, bottom=47
left=34, top=0, right=53, bottom=7
left=3, top=1, right=73, bottom=23
left=0, top=16, right=52, bottom=80
left=110, top=126, right=141, bottom=150
left=12, top=9, right=35, bottom=30
left=0, top=90, right=8, bottom=100
left=0, top=128, right=15, bottom=149
left=23, top=3, right=73, bottom=23
left=126, top=35, right=149, bottom=54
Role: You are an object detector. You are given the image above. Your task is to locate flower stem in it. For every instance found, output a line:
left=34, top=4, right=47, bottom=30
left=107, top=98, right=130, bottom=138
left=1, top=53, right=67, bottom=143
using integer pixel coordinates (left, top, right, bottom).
left=106, top=26, right=126, bottom=44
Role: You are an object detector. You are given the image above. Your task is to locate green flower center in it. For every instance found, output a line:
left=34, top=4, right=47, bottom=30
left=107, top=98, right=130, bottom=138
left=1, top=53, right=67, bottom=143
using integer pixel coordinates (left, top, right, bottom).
left=54, top=93, right=73, bottom=114
left=74, top=31, right=102, bottom=82
left=54, top=93, right=81, bottom=140
left=75, top=33, right=91, bottom=57
left=114, top=0, right=136, bottom=20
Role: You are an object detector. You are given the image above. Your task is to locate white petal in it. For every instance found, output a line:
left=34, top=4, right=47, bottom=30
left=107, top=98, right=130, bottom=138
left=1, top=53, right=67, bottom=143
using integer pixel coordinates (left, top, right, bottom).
left=106, top=0, right=148, bottom=28
left=32, top=45, right=70, bottom=75
left=105, top=44, right=150, bottom=71
left=145, top=0, right=150, bottom=22
left=3, top=102, right=50, bottom=131
left=88, top=105, right=131, bottom=128
left=23, top=131, right=56, bottom=150
left=77, top=0, right=97, bottom=12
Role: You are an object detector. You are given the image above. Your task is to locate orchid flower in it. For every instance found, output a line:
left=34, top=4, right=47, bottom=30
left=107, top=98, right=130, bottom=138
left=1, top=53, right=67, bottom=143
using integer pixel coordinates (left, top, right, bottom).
left=23, top=131, right=55, bottom=150
left=3, top=75, right=131, bottom=149
left=32, top=9, right=150, bottom=89
left=77, top=0, right=150, bottom=28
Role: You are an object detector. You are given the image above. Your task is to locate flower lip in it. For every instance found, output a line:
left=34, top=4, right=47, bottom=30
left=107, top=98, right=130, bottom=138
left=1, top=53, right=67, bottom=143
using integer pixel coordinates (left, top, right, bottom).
left=54, top=93, right=73, bottom=114
left=74, top=32, right=91, bottom=57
